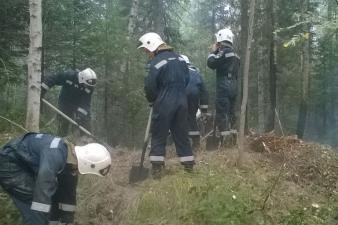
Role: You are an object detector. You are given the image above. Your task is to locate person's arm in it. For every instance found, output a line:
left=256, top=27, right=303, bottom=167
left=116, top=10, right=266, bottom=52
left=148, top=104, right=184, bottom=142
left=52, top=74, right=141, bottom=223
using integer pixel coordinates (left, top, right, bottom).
left=144, top=60, right=164, bottom=103
left=41, top=70, right=75, bottom=96
left=207, top=48, right=226, bottom=70
left=50, top=164, right=78, bottom=225
left=183, top=63, right=190, bottom=87
left=31, top=138, right=67, bottom=221
left=198, top=74, right=209, bottom=113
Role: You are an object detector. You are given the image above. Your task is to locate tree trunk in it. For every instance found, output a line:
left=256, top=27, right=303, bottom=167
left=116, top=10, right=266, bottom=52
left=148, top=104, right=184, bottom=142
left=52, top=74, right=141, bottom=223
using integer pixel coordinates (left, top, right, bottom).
left=257, top=0, right=265, bottom=133
left=103, top=0, right=112, bottom=143
left=238, top=0, right=256, bottom=160
left=257, top=45, right=265, bottom=133
left=72, top=0, right=78, bottom=69
left=266, top=0, right=277, bottom=132
left=128, top=0, right=139, bottom=36
left=239, top=0, right=249, bottom=134
left=152, top=0, right=165, bottom=37
left=26, top=0, right=42, bottom=131
left=296, top=0, right=310, bottom=139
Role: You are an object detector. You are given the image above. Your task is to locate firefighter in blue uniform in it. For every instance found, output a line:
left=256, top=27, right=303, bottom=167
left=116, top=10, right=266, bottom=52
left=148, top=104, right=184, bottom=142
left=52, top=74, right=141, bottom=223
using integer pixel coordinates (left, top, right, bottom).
left=138, top=32, right=194, bottom=176
left=181, top=54, right=208, bottom=149
left=0, top=133, right=111, bottom=225
left=41, top=68, right=97, bottom=136
left=207, top=28, right=240, bottom=139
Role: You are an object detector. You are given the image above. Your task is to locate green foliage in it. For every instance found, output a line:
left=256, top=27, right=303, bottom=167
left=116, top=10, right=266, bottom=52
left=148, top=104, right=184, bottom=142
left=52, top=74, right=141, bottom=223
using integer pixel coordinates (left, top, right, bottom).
left=125, top=153, right=338, bottom=225
left=126, top=165, right=261, bottom=225
left=280, top=205, right=338, bottom=225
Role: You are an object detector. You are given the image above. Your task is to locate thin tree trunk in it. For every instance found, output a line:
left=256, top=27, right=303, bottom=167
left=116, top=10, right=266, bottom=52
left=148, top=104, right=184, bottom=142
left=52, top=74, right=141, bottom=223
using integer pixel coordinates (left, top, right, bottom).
left=266, top=0, right=277, bottom=132
left=239, top=0, right=249, bottom=134
left=296, top=0, right=310, bottom=139
left=257, top=51, right=265, bottom=133
left=128, top=0, right=139, bottom=36
left=238, top=0, right=256, bottom=161
left=257, top=0, right=265, bottom=133
left=103, top=0, right=112, bottom=143
left=26, top=0, right=42, bottom=131
left=211, top=0, right=217, bottom=34
left=72, top=0, right=78, bottom=69
left=152, top=0, right=165, bottom=37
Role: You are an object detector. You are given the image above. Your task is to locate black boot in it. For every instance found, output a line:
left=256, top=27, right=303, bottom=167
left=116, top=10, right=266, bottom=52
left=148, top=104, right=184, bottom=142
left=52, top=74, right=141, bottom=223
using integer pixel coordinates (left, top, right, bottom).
left=151, top=163, right=164, bottom=179
left=182, top=162, right=195, bottom=173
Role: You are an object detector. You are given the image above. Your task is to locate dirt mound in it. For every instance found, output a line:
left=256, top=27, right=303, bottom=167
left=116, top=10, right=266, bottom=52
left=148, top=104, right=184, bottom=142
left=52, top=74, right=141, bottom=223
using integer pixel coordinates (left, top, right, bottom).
left=248, top=133, right=338, bottom=195
left=75, top=148, right=151, bottom=225
left=73, top=134, right=338, bottom=224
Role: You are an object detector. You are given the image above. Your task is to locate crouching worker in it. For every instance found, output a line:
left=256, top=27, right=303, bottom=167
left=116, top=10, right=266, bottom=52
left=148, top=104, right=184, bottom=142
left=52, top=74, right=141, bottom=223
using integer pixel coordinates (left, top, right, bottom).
left=0, top=133, right=111, bottom=225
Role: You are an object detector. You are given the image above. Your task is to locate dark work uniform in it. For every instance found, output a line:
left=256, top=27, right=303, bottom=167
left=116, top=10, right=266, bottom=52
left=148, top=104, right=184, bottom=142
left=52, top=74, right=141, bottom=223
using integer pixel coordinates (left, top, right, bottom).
left=41, top=70, right=94, bottom=136
left=0, top=133, right=77, bottom=225
left=186, top=65, right=208, bottom=147
left=207, top=43, right=240, bottom=135
left=144, top=50, right=194, bottom=166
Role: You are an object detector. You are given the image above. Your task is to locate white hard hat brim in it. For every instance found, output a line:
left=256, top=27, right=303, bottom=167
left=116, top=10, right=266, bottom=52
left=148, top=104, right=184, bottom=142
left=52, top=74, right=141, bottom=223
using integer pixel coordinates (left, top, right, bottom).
left=74, top=146, right=88, bottom=175
left=137, top=44, right=145, bottom=49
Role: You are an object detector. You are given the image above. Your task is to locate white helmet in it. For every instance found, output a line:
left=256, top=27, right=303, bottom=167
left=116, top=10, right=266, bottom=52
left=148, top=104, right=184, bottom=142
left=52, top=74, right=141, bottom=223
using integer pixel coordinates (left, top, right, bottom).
left=215, top=28, right=234, bottom=44
left=74, top=143, right=111, bottom=177
left=78, top=68, right=97, bottom=86
left=180, top=54, right=190, bottom=64
left=137, top=32, right=165, bottom=52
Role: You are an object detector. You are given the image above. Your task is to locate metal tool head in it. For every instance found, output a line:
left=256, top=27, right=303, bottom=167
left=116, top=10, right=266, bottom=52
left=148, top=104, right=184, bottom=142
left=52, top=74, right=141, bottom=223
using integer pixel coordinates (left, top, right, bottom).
left=128, top=164, right=150, bottom=184
left=205, top=130, right=221, bottom=151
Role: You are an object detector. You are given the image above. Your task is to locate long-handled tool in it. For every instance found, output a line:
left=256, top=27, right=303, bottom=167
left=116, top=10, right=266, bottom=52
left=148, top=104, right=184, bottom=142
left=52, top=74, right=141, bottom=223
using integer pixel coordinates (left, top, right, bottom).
left=41, top=98, right=114, bottom=152
left=128, top=107, right=152, bottom=183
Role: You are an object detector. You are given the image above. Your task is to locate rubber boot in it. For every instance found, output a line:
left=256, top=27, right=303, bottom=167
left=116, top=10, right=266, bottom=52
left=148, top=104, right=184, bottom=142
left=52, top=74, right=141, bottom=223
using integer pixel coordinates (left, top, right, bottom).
left=182, top=162, right=194, bottom=173
left=151, top=163, right=164, bottom=179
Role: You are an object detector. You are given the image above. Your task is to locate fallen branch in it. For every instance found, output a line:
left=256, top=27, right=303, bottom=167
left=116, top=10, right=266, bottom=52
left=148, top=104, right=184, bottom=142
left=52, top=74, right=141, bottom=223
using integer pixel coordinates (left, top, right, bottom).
left=0, top=115, right=28, bottom=132
left=261, top=162, right=286, bottom=210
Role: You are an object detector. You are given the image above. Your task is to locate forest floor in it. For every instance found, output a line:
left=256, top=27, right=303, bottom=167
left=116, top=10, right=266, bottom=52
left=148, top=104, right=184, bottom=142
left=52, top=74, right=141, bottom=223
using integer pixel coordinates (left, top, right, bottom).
left=74, top=133, right=338, bottom=225
left=0, top=132, right=338, bottom=225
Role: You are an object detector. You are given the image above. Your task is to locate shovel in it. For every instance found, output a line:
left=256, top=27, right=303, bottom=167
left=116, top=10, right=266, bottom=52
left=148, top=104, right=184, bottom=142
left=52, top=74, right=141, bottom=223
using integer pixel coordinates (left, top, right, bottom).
left=128, top=107, right=152, bottom=183
left=41, top=98, right=114, bottom=153
left=206, top=111, right=220, bottom=150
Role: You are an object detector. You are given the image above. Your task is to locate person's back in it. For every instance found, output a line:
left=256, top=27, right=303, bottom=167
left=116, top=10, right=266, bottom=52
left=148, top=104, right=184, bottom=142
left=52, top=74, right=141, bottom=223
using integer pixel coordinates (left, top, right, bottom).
left=138, top=32, right=194, bottom=177
left=145, top=50, right=189, bottom=113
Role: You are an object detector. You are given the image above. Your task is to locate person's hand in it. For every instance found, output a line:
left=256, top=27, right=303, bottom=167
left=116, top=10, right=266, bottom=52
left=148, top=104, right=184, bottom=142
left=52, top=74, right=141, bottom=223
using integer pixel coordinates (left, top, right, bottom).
left=210, top=43, right=219, bottom=52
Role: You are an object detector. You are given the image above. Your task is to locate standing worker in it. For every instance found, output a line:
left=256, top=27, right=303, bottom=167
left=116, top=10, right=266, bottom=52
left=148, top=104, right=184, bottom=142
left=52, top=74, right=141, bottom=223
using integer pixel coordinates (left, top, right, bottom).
left=41, top=68, right=97, bottom=136
left=137, top=32, right=194, bottom=177
left=181, top=54, right=209, bottom=149
left=0, top=132, right=111, bottom=225
left=207, top=28, right=240, bottom=141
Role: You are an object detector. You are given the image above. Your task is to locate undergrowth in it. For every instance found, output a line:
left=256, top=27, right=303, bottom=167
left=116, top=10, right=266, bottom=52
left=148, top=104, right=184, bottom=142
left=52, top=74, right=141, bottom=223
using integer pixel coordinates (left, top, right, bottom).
left=124, top=155, right=338, bottom=225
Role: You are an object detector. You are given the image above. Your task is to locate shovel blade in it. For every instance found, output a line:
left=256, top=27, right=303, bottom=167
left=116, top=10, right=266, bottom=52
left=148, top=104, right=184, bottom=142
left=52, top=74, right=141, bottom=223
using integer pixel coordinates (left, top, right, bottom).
left=206, top=135, right=220, bottom=151
left=129, top=165, right=150, bottom=184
